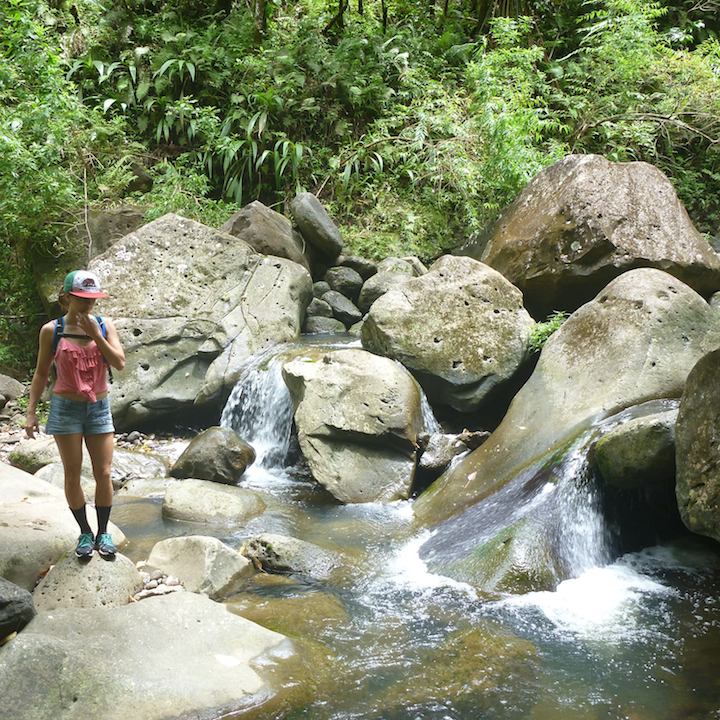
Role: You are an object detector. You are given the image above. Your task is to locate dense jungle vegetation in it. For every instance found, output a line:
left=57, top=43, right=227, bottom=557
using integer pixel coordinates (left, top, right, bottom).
left=1, top=0, right=719, bottom=373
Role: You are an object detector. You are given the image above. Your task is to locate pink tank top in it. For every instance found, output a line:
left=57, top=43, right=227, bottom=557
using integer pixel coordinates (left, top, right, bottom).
left=53, top=337, right=108, bottom=403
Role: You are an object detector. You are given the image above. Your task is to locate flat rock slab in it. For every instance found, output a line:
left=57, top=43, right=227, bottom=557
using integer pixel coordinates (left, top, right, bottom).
left=0, top=591, right=290, bottom=720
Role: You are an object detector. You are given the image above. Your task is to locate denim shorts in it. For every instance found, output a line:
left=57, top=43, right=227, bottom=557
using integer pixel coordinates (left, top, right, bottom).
left=45, top=395, right=115, bottom=435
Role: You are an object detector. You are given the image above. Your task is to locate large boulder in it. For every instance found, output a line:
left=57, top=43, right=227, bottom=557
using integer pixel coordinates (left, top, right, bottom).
left=220, top=200, right=311, bottom=273
left=414, top=269, right=720, bottom=592
left=88, top=213, right=312, bottom=429
left=469, top=154, right=720, bottom=318
left=162, top=478, right=266, bottom=525
left=290, top=192, right=343, bottom=258
left=362, top=255, right=534, bottom=412
left=146, top=536, right=253, bottom=599
left=282, top=348, right=424, bottom=503
left=0, top=591, right=289, bottom=720
left=0, top=465, right=126, bottom=591
left=170, top=426, right=255, bottom=484
left=676, top=348, right=720, bottom=542
left=0, top=374, right=24, bottom=403
left=33, top=553, right=144, bottom=611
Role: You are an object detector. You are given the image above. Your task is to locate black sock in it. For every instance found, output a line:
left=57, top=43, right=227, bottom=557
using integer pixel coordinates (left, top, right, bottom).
left=70, top=505, right=93, bottom=535
left=96, top=505, right=112, bottom=536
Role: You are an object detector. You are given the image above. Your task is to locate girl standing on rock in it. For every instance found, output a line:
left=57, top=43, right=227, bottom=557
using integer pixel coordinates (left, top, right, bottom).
left=24, top=270, right=125, bottom=559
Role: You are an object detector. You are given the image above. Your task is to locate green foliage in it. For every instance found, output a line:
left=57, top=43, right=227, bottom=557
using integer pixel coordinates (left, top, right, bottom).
left=139, top=157, right=241, bottom=227
left=552, top=0, right=720, bottom=231
left=0, top=0, right=144, bottom=370
left=2, top=0, right=720, bottom=374
left=528, top=312, right=568, bottom=352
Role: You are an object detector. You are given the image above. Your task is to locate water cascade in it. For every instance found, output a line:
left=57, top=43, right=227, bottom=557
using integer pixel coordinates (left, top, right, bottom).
left=211, top=353, right=720, bottom=719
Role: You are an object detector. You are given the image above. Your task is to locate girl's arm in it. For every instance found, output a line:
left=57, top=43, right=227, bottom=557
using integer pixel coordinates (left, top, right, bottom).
left=78, top=314, right=126, bottom=371
left=24, top=322, right=55, bottom=438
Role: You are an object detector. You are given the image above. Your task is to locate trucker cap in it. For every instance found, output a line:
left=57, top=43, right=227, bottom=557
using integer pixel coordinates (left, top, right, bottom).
left=63, top=270, right=108, bottom=299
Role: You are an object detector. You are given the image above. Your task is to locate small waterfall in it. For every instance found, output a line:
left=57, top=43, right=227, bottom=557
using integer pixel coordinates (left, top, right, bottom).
left=548, top=433, right=613, bottom=575
left=420, top=399, right=682, bottom=588
left=220, top=345, right=296, bottom=469
left=419, top=430, right=613, bottom=586
left=418, top=387, right=441, bottom=435
left=221, top=343, right=442, bottom=470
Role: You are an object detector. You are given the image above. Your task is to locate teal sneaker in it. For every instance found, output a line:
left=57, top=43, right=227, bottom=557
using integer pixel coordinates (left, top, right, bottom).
left=96, top=533, right=117, bottom=557
left=75, top=532, right=95, bottom=558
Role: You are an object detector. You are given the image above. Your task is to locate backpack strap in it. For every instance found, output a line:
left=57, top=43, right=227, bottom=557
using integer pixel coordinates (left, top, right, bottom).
left=52, top=317, right=64, bottom=357
left=95, top=315, right=114, bottom=384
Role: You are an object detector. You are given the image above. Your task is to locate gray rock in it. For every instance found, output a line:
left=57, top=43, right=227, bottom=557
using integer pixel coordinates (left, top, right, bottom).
left=0, top=577, right=36, bottom=639
left=377, top=257, right=418, bottom=275
left=34, top=462, right=96, bottom=505
left=303, top=316, right=348, bottom=335
left=312, top=280, right=332, bottom=298
left=419, top=433, right=472, bottom=471
left=282, top=348, right=423, bottom=503
left=0, top=591, right=289, bottom=720
left=86, top=205, right=146, bottom=257
left=362, top=255, right=534, bottom=412
left=0, top=465, right=126, bottom=591
left=8, top=436, right=59, bottom=474
left=220, top=200, right=311, bottom=272
left=162, top=478, right=266, bottom=525
left=337, top=254, right=378, bottom=280
left=170, top=426, right=255, bottom=484
left=324, top=266, right=364, bottom=303
left=0, top=374, right=24, bottom=402
left=357, top=270, right=413, bottom=313
left=471, top=154, right=720, bottom=318
left=242, top=532, right=340, bottom=580
left=306, top=297, right=334, bottom=318
left=290, top=192, right=343, bottom=257
left=33, top=553, right=144, bottom=611
left=146, top=536, right=253, bottom=599
left=595, top=409, right=677, bottom=489
left=322, top=290, right=362, bottom=327
left=88, top=213, right=312, bottom=428
left=676, top=347, right=720, bottom=542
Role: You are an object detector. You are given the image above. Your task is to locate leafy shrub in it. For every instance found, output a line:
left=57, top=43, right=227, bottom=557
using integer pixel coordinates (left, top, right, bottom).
left=528, top=312, right=568, bottom=352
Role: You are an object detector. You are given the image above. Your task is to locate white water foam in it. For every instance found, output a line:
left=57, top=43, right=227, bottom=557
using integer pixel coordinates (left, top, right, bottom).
left=386, top=532, right=478, bottom=595
left=510, top=564, right=667, bottom=639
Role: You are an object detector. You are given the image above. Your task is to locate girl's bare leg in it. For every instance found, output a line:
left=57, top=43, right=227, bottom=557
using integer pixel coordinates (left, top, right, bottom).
left=54, top=433, right=85, bottom=509
left=84, top=432, right=114, bottom=507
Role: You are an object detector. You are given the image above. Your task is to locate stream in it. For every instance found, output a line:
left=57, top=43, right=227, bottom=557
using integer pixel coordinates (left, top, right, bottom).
left=113, top=338, right=720, bottom=720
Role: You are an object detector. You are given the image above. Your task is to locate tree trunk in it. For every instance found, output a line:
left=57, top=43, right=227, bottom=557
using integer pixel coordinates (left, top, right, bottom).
left=254, top=0, right=267, bottom=45
left=323, top=0, right=348, bottom=35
